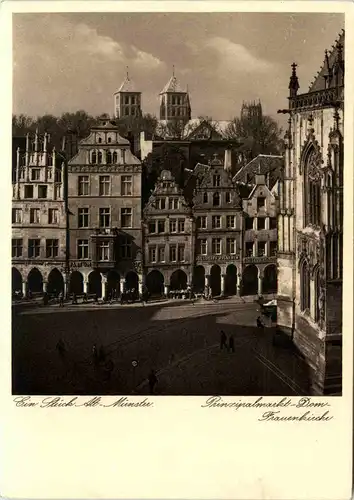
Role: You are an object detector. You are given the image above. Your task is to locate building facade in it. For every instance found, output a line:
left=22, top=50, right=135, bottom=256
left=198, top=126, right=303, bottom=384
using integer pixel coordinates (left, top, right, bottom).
left=277, top=32, right=344, bottom=394
left=67, top=117, right=143, bottom=298
left=242, top=173, right=278, bottom=297
left=142, top=170, right=193, bottom=295
left=12, top=130, right=67, bottom=296
left=191, top=153, right=243, bottom=296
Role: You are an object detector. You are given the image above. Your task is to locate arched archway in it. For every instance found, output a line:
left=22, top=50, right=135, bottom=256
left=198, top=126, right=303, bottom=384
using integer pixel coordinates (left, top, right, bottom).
left=210, top=265, right=221, bottom=296
left=193, top=266, right=205, bottom=293
left=47, top=268, right=64, bottom=295
left=12, top=267, right=22, bottom=294
left=263, top=264, right=277, bottom=294
left=300, top=259, right=310, bottom=312
left=107, top=270, right=120, bottom=297
left=225, top=264, right=237, bottom=296
left=69, top=271, right=84, bottom=295
left=146, top=270, right=164, bottom=296
left=28, top=268, right=43, bottom=294
left=88, top=270, right=102, bottom=297
left=242, top=265, right=258, bottom=296
left=125, top=271, right=139, bottom=291
left=170, top=269, right=187, bottom=291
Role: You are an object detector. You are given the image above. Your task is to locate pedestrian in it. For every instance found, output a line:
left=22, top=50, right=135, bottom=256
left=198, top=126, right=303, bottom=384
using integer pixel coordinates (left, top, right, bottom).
left=148, top=369, right=158, bottom=395
left=72, top=292, right=77, bottom=305
left=220, top=330, right=227, bottom=350
left=58, top=291, right=64, bottom=307
left=56, top=339, right=66, bottom=357
left=228, top=335, right=235, bottom=353
left=92, top=344, right=98, bottom=364
left=257, top=316, right=264, bottom=329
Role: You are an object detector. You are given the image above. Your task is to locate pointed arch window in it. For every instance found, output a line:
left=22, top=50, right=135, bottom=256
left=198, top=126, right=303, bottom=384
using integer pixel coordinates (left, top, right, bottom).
left=203, top=192, right=208, bottom=204
left=97, top=151, right=103, bottom=164
left=300, top=259, right=310, bottom=312
left=304, top=147, right=322, bottom=227
left=91, top=151, right=97, bottom=164
left=314, top=266, right=321, bottom=323
left=112, top=151, right=118, bottom=164
left=106, top=151, right=112, bottom=164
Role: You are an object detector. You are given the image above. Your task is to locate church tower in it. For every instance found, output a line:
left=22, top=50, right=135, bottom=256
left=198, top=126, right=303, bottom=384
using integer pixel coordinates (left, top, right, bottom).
left=159, top=69, right=191, bottom=122
left=114, top=69, right=142, bottom=119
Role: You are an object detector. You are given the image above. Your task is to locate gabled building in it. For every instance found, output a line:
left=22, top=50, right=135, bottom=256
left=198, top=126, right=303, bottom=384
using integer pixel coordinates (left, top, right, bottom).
left=67, top=116, right=143, bottom=298
left=142, top=170, right=193, bottom=295
left=241, top=172, right=279, bottom=296
left=233, top=154, right=284, bottom=190
left=190, top=152, right=243, bottom=296
left=12, top=130, right=67, bottom=297
left=277, top=31, right=344, bottom=394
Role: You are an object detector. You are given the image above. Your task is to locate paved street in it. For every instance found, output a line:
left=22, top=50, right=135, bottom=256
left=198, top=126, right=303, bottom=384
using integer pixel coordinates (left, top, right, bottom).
left=12, top=298, right=311, bottom=396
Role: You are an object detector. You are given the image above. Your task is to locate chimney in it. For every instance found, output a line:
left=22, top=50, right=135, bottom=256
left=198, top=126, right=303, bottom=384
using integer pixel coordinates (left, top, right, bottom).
left=224, top=148, right=232, bottom=171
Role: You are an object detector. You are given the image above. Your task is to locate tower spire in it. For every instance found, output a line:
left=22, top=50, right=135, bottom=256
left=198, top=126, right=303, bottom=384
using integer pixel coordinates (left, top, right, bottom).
left=289, top=62, right=300, bottom=98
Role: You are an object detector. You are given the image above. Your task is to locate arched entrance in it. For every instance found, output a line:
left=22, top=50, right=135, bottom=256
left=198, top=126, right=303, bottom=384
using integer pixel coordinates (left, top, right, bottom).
left=27, top=268, right=43, bottom=294
left=47, top=268, right=64, bottom=295
left=69, top=271, right=84, bottom=295
left=225, top=264, right=237, bottom=296
left=263, top=264, right=277, bottom=294
left=170, top=269, right=187, bottom=290
left=125, top=271, right=139, bottom=291
left=146, top=270, right=164, bottom=296
left=210, top=265, right=221, bottom=296
left=107, top=270, right=120, bottom=297
left=88, top=270, right=102, bottom=297
left=193, top=265, right=205, bottom=293
left=242, top=265, right=258, bottom=296
left=12, top=267, right=22, bottom=294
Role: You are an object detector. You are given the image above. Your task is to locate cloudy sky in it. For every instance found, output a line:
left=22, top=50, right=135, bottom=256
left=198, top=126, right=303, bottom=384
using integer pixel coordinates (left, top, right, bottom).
left=13, top=13, right=344, bottom=124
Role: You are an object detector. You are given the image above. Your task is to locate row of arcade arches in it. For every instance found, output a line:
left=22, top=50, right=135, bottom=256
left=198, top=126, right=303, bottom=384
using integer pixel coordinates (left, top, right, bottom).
left=12, top=263, right=277, bottom=298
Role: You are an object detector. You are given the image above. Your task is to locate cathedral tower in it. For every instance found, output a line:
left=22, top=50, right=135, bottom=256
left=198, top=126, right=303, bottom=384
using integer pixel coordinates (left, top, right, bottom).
left=114, top=69, right=142, bottom=119
left=159, top=69, right=191, bottom=122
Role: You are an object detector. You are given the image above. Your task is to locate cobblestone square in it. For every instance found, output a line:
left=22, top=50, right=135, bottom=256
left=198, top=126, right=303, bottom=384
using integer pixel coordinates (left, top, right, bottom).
left=13, top=299, right=311, bottom=395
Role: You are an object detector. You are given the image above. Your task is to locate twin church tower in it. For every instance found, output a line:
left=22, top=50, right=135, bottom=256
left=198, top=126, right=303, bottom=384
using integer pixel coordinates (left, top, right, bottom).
left=113, top=69, right=192, bottom=122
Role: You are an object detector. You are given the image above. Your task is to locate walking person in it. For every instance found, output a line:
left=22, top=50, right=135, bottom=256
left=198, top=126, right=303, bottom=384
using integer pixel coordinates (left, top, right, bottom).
left=228, top=335, right=235, bottom=353
left=148, top=369, right=158, bottom=395
left=256, top=316, right=264, bottom=329
left=220, top=330, right=227, bottom=350
left=56, top=338, right=66, bottom=357
left=58, top=291, right=64, bottom=307
left=92, top=344, right=98, bottom=365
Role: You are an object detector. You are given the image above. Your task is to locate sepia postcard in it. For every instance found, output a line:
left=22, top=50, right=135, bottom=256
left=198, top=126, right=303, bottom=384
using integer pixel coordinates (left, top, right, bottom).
left=0, top=1, right=353, bottom=499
